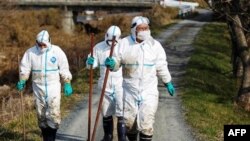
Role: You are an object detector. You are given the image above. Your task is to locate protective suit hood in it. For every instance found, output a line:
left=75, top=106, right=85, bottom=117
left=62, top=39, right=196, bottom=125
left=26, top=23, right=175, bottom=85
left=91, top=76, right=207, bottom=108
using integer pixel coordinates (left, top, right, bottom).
left=130, top=16, right=150, bottom=40
left=105, top=25, right=121, bottom=47
left=36, top=30, right=51, bottom=49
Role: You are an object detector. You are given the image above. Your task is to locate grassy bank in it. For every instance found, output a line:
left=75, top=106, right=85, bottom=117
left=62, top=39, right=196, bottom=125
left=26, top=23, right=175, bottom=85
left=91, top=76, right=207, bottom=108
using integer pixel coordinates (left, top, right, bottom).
left=182, top=23, right=250, bottom=141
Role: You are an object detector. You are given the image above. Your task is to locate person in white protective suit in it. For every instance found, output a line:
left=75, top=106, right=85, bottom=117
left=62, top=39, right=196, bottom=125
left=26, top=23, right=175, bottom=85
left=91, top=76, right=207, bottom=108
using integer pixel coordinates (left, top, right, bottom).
left=86, top=25, right=126, bottom=141
left=16, top=30, right=73, bottom=141
left=104, top=16, right=175, bottom=141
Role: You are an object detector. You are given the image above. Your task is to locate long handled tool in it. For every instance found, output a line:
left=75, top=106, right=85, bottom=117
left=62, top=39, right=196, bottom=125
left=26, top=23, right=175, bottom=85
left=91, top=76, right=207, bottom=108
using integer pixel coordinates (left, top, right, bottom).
left=18, top=55, right=26, bottom=141
left=20, top=90, right=26, bottom=141
left=91, top=36, right=116, bottom=141
left=87, top=33, right=95, bottom=141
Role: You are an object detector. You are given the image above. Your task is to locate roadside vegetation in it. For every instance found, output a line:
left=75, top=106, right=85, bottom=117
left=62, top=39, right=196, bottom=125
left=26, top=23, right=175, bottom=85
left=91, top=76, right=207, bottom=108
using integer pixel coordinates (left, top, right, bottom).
left=0, top=3, right=178, bottom=140
left=182, top=23, right=250, bottom=141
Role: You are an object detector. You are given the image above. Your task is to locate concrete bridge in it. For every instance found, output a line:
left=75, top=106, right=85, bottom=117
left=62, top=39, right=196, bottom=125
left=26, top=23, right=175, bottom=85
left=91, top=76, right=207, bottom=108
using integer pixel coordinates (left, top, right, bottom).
left=9, top=0, right=159, bottom=11
left=8, top=0, right=160, bottom=34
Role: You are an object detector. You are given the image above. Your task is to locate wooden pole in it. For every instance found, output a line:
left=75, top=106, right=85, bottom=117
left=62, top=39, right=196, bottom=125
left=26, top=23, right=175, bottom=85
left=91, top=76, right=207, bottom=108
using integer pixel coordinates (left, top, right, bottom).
left=87, top=33, right=95, bottom=141
left=20, top=90, right=25, bottom=141
left=18, top=54, right=25, bottom=141
left=91, top=36, right=116, bottom=141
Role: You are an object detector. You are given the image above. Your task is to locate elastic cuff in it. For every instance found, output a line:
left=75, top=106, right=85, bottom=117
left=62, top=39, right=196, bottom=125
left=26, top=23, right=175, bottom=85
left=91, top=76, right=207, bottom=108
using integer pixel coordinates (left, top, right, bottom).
left=165, top=82, right=171, bottom=86
left=20, top=75, right=29, bottom=81
left=64, top=79, right=71, bottom=83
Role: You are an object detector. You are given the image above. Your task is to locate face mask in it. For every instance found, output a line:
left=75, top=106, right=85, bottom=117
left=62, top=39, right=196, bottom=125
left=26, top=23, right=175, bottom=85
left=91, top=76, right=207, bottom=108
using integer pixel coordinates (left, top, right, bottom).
left=39, top=47, right=48, bottom=53
left=137, top=30, right=151, bottom=41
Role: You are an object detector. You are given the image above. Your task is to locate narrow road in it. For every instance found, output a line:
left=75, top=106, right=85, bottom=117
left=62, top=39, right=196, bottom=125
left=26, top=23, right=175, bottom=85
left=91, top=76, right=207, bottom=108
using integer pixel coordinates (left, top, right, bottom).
left=56, top=87, right=103, bottom=141
left=56, top=9, right=212, bottom=141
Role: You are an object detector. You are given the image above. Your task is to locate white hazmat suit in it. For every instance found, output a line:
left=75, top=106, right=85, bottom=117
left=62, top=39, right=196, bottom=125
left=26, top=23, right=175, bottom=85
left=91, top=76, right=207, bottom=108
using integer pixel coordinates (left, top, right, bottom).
left=86, top=26, right=126, bottom=141
left=19, top=30, right=72, bottom=129
left=112, top=16, right=172, bottom=137
left=86, top=26, right=123, bottom=117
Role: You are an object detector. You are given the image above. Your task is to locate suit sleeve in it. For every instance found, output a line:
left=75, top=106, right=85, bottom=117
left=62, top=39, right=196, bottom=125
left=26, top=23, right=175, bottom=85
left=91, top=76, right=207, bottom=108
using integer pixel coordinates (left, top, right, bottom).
left=58, top=47, right=72, bottom=82
left=155, top=41, right=172, bottom=84
left=19, top=51, right=31, bottom=80
left=112, top=42, right=123, bottom=71
left=86, top=46, right=99, bottom=69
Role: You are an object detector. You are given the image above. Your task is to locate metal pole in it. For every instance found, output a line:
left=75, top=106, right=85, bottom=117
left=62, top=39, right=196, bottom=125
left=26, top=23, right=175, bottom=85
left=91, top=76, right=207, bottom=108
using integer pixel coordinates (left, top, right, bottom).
left=90, top=36, right=116, bottom=141
left=87, top=33, right=95, bottom=141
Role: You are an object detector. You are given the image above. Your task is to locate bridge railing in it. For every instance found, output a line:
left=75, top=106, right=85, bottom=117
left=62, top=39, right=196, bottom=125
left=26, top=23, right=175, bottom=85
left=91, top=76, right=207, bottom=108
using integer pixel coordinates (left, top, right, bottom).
left=9, top=0, right=159, bottom=2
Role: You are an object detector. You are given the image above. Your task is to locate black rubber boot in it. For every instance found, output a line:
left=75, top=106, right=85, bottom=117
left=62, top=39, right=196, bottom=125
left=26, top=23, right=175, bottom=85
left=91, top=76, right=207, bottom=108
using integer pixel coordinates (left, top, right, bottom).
left=127, top=132, right=138, bottom=141
left=101, top=116, right=113, bottom=141
left=117, top=117, right=126, bottom=141
left=139, top=132, right=153, bottom=141
left=41, top=127, right=50, bottom=141
left=41, top=127, right=57, bottom=141
left=47, top=127, right=57, bottom=141
left=126, top=118, right=138, bottom=141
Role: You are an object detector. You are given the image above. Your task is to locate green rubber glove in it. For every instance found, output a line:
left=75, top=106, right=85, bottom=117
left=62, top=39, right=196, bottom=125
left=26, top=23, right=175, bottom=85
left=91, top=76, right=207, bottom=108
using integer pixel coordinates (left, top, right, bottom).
left=64, top=83, right=73, bottom=96
left=16, top=80, right=26, bottom=91
left=165, top=82, right=175, bottom=96
left=105, top=57, right=115, bottom=70
left=87, top=57, right=94, bottom=65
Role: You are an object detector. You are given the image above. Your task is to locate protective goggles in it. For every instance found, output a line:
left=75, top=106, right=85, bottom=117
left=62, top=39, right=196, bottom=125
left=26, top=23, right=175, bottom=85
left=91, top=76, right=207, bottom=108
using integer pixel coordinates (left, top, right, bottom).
left=106, top=40, right=118, bottom=46
left=36, top=40, right=47, bottom=47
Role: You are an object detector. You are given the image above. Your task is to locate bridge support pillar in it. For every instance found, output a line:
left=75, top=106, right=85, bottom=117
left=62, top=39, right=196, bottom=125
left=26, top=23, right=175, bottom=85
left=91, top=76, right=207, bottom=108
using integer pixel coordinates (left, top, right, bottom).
left=62, top=8, right=75, bottom=34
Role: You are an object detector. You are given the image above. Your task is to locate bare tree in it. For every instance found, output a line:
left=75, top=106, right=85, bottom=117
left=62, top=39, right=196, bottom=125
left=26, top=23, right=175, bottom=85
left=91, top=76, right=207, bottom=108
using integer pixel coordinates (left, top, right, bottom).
left=206, top=0, right=250, bottom=111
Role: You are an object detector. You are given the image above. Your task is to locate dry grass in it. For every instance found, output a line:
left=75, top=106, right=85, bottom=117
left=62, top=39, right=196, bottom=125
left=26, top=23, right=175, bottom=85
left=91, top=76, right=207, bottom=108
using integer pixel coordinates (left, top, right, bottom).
left=144, top=5, right=178, bottom=28
left=97, top=15, right=133, bottom=35
left=0, top=9, right=61, bottom=47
